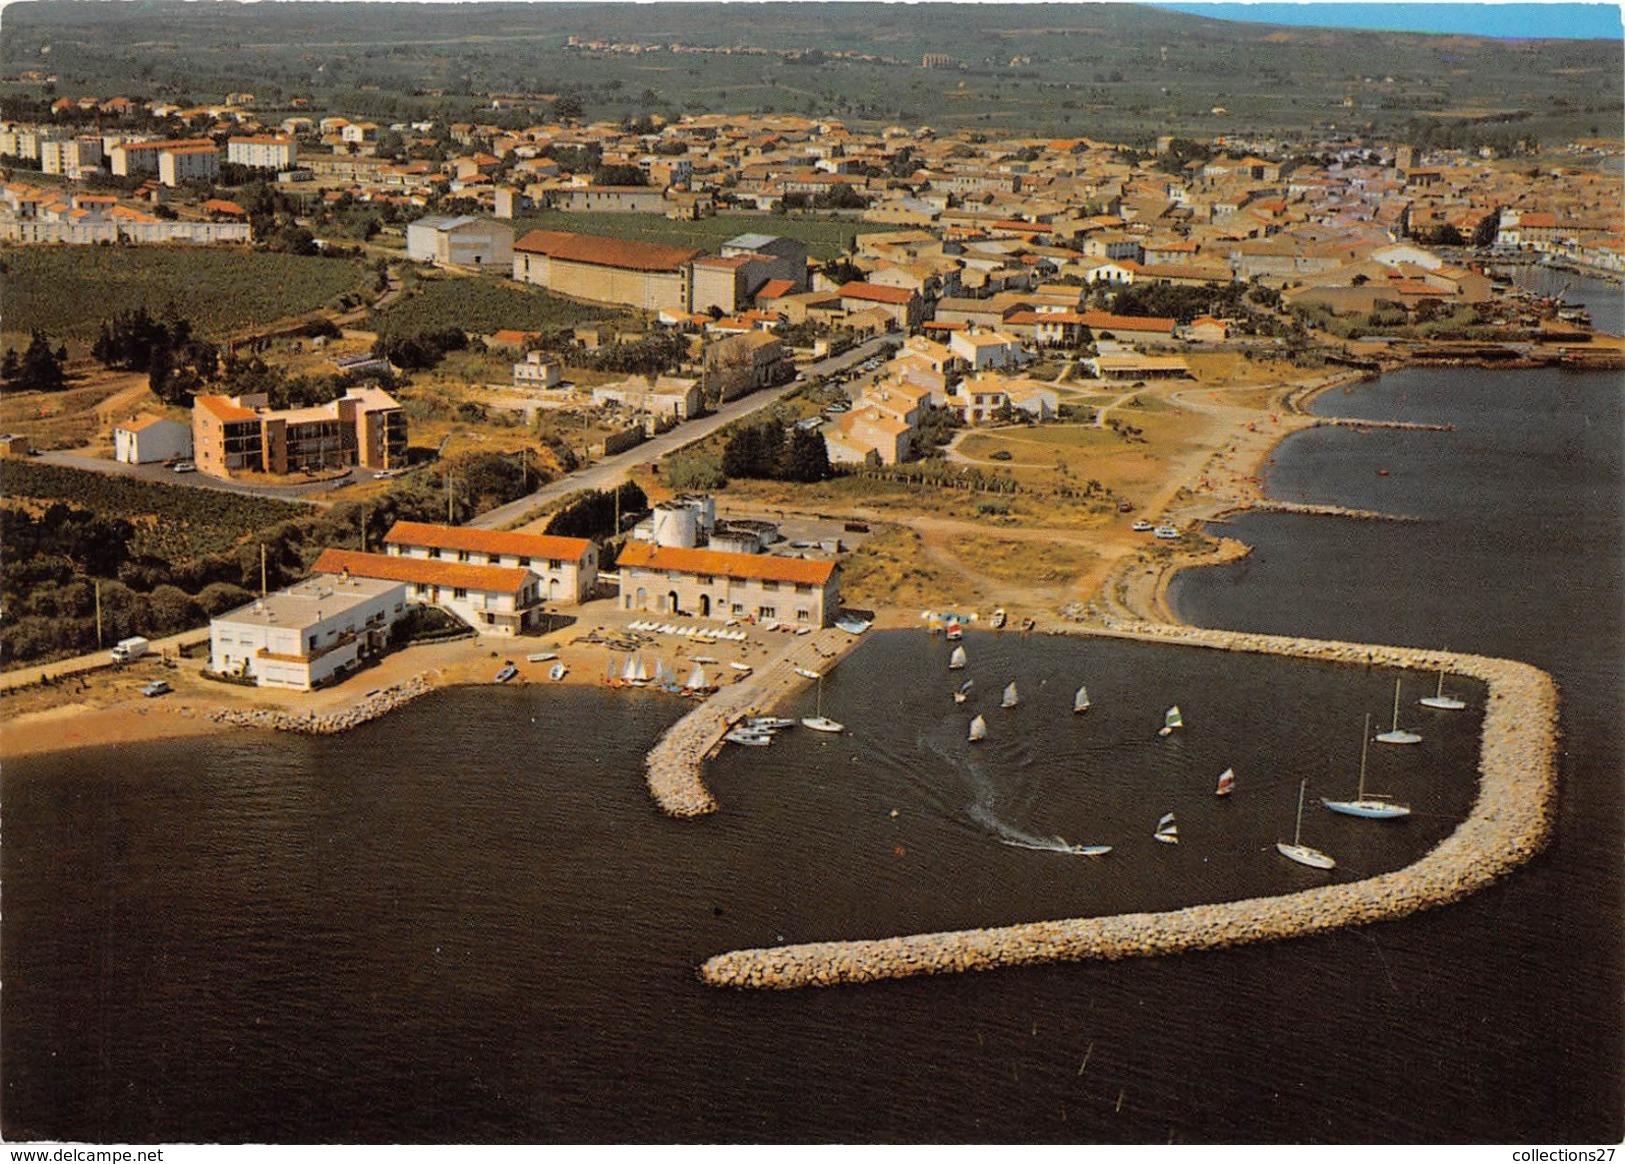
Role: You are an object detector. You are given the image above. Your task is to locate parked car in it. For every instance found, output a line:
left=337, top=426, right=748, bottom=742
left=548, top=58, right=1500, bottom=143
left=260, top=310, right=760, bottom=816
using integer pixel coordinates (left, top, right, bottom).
left=171, top=461, right=196, bottom=473
left=140, top=680, right=173, bottom=698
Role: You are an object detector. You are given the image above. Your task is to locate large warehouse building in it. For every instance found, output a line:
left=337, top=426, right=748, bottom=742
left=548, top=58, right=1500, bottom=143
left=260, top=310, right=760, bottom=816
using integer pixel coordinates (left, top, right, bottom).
left=511, top=229, right=700, bottom=313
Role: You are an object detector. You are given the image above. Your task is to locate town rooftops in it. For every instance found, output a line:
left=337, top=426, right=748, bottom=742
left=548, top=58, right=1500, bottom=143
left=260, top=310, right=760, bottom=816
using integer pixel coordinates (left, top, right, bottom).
left=195, top=395, right=261, bottom=423
left=723, top=232, right=781, bottom=251
left=617, top=541, right=836, bottom=587
left=312, top=548, right=533, bottom=595
left=384, top=521, right=593, bottom=564
left=514, top=229, right=700, bottom=272
left=836, top=281, right=917, bottom=305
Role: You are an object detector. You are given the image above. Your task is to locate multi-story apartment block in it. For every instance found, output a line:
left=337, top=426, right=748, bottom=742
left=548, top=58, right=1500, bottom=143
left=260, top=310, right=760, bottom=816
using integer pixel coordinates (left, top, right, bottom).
left=226, top=134, right=298, bottom=170
left=192, top=388, right=407, bottom=478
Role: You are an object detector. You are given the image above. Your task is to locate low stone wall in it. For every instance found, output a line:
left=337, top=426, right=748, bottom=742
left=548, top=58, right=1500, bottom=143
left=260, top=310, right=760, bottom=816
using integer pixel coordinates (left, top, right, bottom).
left=209, top=675, right=435, bottom=735
left=698, top=623, right=1558, bottom=989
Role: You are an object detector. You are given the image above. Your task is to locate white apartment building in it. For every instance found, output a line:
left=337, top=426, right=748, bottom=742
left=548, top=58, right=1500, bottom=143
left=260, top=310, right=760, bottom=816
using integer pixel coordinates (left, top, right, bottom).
left=227, top=135, right=298, bottom=170
left=210, top=573, right=407, bottom=690
left=158, top=144, right=221, bottom=187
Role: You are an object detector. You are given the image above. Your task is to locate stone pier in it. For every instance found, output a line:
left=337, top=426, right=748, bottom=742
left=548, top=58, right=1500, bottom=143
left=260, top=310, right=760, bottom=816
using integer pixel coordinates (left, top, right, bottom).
left=644, top=626, right=861, bottom=818
left=698, top=622, right=1558, bottom=989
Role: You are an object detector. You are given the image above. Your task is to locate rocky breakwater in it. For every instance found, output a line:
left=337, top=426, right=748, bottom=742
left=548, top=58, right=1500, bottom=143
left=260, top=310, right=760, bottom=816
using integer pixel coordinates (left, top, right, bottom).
left=699, top=623, right=1558, bottom=989
left=209, top=675, right=435, bottom=735
left=645, top=627, right=857, bottom=819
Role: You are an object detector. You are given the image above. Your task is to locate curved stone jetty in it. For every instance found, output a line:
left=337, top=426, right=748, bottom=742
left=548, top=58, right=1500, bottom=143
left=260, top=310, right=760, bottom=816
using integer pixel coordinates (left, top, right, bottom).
left=209, top=675, right=434, bottom=735
left=645, top=627, right=858, bottom=818
left=699, top=623, right=1558, bottom=989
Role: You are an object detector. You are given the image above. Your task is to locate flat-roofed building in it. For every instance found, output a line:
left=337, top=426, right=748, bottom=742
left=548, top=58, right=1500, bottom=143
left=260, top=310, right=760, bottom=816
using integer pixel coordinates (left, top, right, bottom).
left=513, top=229, right=700, bottom=313
left=209, top=571, right=408, bottom=690
left=617, top=541, right=839, bottom=627
left=110, top=138, right=214, bottom=176
left=314, top=547, right=545, bottom=635
left=591, top=374, right=703, bottom=421
left=383, top=520, right=598, bottom=606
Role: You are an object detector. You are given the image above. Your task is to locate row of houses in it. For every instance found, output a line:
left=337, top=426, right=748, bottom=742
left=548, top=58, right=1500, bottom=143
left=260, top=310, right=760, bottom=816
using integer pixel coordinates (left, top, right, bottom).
left=209, top=516, right=840, bottom=689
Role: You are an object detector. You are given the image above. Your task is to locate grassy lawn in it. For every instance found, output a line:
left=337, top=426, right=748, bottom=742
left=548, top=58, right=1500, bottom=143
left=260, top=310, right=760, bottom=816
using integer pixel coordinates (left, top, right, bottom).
left=508, top=211, right=887, bottom=261
left=1, top=246, right=374, bottom=346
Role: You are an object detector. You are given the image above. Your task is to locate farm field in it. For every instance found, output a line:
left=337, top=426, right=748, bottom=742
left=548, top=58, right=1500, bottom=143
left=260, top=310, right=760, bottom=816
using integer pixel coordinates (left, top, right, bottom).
left=370, top=271, right=612, bottom=337
left=2, top=460, right=307, bottom=561
left=1, top=246, right=374, bottom=347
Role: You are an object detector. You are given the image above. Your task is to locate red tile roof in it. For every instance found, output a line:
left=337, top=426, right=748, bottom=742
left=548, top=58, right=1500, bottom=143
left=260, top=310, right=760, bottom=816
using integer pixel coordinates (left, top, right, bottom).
left=617, top=541, right=835, bottom=586
left=383, top=521, right=593, bottom=564
left=195, top=394, right=260, bottom=423
left=837, top=281, right=916, bottom=306
left=312, top=548, right=533, bottom=595
left=514, top=229, right=699, bottom=272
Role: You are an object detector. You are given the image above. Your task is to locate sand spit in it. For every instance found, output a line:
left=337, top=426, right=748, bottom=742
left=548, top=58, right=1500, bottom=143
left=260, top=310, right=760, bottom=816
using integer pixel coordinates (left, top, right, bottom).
left=698, top=622, right=1558, bottom=989
left=644, top=626, right=861, bottom=818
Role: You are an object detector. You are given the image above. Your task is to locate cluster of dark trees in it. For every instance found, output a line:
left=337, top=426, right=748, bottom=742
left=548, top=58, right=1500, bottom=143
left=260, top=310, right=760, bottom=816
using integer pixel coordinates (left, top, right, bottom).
left=721, top=419, right=831, bottom=483
left=1106, top=280, right=1249, bottom=325
left=778, top=185, right=868, bottom=211
left=371, top=327, right=468, bottom=371
left=92, top=307, right=220, bottom=404
left=543, top=482, right=648, bottom=540
left=577, top=332, right=687, bottom=377
left=1, top=331, right=69, bottom=393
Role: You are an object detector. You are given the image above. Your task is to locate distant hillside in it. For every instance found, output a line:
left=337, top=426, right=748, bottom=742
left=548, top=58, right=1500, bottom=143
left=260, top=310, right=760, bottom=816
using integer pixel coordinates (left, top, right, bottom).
left=3, top=2, right=1619, bottom=144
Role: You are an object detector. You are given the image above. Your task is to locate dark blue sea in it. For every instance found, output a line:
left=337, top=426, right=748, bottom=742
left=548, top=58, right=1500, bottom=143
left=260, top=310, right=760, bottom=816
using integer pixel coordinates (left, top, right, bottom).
left=3, top=368, right=1620, bottom=1144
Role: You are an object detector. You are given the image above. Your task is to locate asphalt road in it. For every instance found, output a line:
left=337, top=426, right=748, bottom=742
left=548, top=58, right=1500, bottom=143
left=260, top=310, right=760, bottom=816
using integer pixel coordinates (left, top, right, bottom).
left=468, top=335, right=898, bottom=529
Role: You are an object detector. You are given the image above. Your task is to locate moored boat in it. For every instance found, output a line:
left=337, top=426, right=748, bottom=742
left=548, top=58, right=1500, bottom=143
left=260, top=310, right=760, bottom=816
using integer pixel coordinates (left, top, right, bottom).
left=1323, top=715, right=1410, bottom=819
left=1215, top=767, right=1236, bottom=796
left=1419, top=668, right=1467, bottom=710
left=968, top=714, right=987, bottom=743
left=1073, top=685, right=1090, bottom=714
left=1277, top=780, right=1336, bottom=869
left=949, top=645, right=968, bottom=671
left=1375, top=678, right=1422, bottom=745
left=1153, top=812, right=1179, bottom=845
left=1001, top=681, right=1019, bottom=709
left=494, top=662, right=518, bottom=683
left=1158, top=705, right=1183, bottom=737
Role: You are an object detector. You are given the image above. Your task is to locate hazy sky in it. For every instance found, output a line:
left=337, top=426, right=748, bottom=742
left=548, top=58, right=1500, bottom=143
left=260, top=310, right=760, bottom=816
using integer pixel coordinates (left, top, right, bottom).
left=1150, top=3, right=1624, bottom=39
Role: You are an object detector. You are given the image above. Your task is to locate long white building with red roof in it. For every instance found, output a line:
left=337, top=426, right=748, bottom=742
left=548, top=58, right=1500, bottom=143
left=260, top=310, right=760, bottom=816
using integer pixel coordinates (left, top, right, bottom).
left=512, top=228, right=701, bottom=312
left=312, top=547, right=545, bottom=636
left=616, top=541, right=839, bottom=627
left=382, top=521, right=598, bottom=606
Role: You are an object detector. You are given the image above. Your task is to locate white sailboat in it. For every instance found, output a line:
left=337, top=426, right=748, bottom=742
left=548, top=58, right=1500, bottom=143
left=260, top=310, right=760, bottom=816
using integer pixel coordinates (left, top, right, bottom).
left=1063, top=840, right=1112, bottom=856
left=949, top=645, right=968, bottom=671
left=968, top=714, right=987, bottom=743
left=1153, top=812, right=1179, bottom=845
left=1001, top=681, right=1019, bottom=709
left=953, top=678, right=973, bottom=704
left=1419, top=668, right=1467, bottom=711
left=683, top=662, right=712, bottom=693
left=1073, top=685, right=1090, bottom=714
left=1375, top=678, right=1421, bottom=745
left=1215, top=768, right=1236, bottom=796
left=801, top=673, right=844, bottom=733
left=1323, top=715, right=1411, bottom=819
left=1277, top=780, right=1336, bottom=869
left=1158, top=705, right=1183, bottom=737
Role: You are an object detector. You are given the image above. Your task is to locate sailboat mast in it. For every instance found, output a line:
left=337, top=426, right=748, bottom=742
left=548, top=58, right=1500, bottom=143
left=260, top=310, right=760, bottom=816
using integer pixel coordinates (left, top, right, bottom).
left=1358, top=714, right=1371, bottom=798
left=1293, top=780, right=1307, bottom=845
left=1391, top=678, right=1402, bottom=731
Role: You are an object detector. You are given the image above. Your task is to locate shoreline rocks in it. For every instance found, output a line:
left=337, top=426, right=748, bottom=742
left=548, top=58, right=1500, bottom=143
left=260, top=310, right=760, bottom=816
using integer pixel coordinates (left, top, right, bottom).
left=208, top=675, right=435, bottom=735
left=697, top=623, right=1559, bottom=990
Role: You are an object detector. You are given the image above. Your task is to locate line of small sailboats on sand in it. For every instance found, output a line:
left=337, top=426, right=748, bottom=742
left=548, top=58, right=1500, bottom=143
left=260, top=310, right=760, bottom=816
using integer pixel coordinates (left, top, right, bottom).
left=949, top=634, right=1465, bottom=867
left=605, top=653, right=719, bottom=697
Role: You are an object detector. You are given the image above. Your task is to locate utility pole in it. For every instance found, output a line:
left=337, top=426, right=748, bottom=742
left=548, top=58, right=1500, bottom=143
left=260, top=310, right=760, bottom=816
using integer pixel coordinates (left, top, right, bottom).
left=94, top=580, right=103, bottom=647
left=447, top=473, right=454, bottom=524
left=260, top=543, right=268, bottom=597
